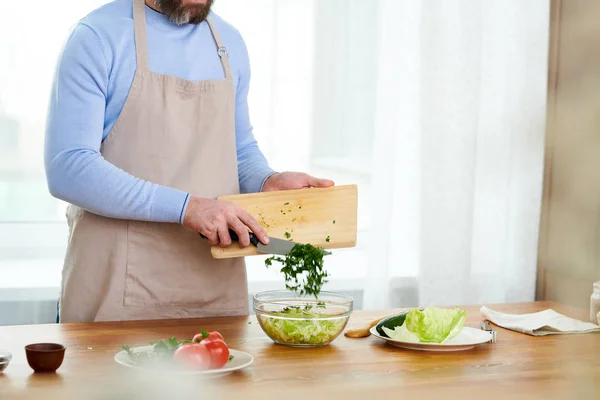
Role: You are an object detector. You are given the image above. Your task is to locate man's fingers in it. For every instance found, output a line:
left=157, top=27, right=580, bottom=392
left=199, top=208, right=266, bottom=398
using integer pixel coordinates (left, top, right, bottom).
left=206, top=232, right=219, bottom=246
left=308, top=175, right=335, bottom=188
left=217, top=224, right=232, bottom=248
left=238, top=210, right=269, bottom=244
left=229, top=218, right=250, bottom=248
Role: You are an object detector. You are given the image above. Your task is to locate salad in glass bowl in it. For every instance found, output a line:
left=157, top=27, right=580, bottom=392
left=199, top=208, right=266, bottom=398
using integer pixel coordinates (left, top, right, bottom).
left=253, top=290, right=353, bottom=347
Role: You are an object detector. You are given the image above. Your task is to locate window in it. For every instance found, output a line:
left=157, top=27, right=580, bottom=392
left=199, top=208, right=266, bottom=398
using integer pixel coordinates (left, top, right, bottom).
left=0, top=0, right=374, bottom=295
left=1, top=0, right=549, bottom=325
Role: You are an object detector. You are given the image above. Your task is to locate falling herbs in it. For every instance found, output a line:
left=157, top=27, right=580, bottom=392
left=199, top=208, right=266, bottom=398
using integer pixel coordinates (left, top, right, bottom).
left=265, top=244, right=328, bottom=298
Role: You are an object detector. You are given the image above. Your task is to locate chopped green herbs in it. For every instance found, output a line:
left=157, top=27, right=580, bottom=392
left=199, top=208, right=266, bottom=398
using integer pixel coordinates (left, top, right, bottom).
left=265, top=243, right=328, bottom=297
left=284, top=202, right=290, bottom=206
left=121, top=337, right=192, bottom=365
left=333, top=220, right=336, bottom=224
left=229, top=355, right=234, bottom=361
left=258, top=213, right=271, bottom=228
left=284, top=231, right=291, bottom=239
left=325, top=236, right=330, bottom=242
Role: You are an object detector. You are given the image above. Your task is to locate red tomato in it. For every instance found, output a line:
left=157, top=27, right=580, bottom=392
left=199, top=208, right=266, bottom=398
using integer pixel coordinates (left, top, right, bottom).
left=202, top=339, right=230, bottom=369
left=173, top=343, right=210, bottom=370
left=193, top=330, right=224, bottom=344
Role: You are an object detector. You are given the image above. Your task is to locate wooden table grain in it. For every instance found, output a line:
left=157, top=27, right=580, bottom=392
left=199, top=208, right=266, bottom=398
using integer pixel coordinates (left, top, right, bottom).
left=0, top=302, right=598, bottom=400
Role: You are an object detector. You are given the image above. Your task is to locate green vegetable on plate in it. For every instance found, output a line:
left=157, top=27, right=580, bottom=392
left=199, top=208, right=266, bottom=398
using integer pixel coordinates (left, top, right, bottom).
left=378, top=307, right=467, bottom=344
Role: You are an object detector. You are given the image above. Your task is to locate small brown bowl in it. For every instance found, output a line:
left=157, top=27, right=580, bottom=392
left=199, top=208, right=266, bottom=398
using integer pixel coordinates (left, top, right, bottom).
left=24, top=343, right=66, bottom=373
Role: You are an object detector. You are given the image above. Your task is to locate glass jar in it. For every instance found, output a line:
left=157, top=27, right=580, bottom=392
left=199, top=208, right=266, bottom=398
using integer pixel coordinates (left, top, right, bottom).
left=590, top=281, right=600, bottom=324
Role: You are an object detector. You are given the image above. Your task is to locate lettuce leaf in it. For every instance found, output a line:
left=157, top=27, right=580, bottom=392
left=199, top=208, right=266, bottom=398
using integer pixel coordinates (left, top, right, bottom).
left=382, top=307, right=467, bottom=343
left=382, top=323, right=420, bottom=342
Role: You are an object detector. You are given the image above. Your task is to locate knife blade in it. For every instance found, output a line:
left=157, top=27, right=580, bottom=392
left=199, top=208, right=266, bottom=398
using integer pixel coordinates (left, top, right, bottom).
left=200, top=229, right=331, bottom=256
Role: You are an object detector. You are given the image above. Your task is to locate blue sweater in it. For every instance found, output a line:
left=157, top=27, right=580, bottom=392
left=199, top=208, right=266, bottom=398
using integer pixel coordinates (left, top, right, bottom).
left=44, top=0, right=274, bottom=224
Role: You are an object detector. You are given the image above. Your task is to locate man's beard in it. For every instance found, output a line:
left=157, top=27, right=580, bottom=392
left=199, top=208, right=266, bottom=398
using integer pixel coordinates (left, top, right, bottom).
left=153, top=0, right=214, bottom=26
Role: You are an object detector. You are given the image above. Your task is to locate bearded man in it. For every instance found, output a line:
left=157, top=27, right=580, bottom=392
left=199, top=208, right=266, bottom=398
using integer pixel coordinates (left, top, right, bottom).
left=44, top=0, right=333, bottom=323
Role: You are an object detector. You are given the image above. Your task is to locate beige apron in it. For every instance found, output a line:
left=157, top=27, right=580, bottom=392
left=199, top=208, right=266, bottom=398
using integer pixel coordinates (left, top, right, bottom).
left=58, top=0, right=248, bottom=323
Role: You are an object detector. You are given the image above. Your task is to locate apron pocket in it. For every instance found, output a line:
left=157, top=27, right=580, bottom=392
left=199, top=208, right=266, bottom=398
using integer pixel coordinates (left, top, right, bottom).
left=124, top=221, right=247, bottom=309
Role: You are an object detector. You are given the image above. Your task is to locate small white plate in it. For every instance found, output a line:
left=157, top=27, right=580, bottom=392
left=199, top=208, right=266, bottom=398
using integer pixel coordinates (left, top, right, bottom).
left=114, top=346, right=253, bottom=376
left=369, top=326, right=493, bottom=352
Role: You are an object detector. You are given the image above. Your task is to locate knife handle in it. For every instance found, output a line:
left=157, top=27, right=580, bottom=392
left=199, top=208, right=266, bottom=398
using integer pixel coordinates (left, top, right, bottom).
left=199, top=229, right=259, bottom=247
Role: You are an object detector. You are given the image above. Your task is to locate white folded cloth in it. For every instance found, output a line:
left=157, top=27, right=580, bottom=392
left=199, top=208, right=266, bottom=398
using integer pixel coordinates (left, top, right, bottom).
left=480, top=306, right=600, bottom=336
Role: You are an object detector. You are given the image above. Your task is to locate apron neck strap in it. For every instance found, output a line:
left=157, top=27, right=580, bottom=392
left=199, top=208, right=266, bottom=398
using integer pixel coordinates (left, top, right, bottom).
left=206, top=18, right=233, bottom=80
left=133, top=0, right=149, bottom=71
left=132, top=0, right=232, bottom=79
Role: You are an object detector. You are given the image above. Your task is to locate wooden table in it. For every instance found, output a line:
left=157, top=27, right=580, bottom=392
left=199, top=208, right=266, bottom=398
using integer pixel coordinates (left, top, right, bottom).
left=1, top=302, right=598, bottom=400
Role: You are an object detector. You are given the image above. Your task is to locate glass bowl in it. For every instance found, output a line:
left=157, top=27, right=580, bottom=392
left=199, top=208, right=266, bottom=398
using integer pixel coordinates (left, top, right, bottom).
left=253, top=290, right=353, bottom=347
left=0, top=350, right=11, bottom=373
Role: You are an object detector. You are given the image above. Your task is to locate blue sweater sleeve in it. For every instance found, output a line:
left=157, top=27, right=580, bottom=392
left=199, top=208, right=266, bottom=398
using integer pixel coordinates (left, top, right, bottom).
left=44, top=23, right=189, bottom=223
left=234, top=37, right=276, bottom=193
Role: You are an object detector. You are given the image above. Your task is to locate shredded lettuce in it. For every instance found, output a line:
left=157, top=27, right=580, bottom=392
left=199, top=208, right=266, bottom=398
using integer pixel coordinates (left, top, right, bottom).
left=258, top=305, right=346, bottom=346
left=382, top=307, right=467, bottom=343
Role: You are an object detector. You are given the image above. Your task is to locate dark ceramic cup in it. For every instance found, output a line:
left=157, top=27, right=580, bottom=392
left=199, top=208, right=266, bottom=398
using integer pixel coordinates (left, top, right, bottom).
left=24, top=343, right=66, bottom=373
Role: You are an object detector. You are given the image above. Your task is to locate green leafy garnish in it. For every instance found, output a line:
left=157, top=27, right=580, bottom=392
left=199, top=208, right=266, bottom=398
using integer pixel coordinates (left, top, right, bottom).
left=121, top=337, right=192, bottom=365
left=229, top=355, right=234, bottom=361
left=284, top=232, right=291, bottom=239
left=265, top=243, right=328, bottom=297
left=333, top=220, right=336, bottom=224
left=284, top=202, right=290, bottom=206
left=325, top=236, right=330, bottom=242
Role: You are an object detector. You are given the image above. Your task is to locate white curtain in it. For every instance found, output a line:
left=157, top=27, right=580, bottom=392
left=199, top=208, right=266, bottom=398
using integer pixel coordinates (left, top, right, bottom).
left=223, top=0, right=550, bottom=309
left=0, top=0, right=550, bottom=324
left=363, top=0, right=549, bottom=308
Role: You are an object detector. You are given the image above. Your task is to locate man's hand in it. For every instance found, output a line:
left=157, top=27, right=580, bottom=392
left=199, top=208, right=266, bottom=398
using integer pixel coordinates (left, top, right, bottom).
left=183, top=196, right=269, bottom=248
left=262, top=172, right=334, bottom=192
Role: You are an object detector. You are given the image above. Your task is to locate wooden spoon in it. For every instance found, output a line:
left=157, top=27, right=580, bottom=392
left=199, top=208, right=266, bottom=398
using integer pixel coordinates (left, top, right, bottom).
left=344, top=315, right=390, bottom=338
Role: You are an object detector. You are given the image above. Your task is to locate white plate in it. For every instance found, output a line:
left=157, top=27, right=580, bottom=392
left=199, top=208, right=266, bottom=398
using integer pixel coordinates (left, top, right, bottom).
left=114, top=346, right=253, bottom=376
left=369, top=326, right=493, bottom=352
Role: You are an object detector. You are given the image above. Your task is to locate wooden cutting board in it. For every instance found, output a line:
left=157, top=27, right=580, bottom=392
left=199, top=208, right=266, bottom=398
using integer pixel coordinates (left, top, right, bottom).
left=210, top=184, right=358, bottom=258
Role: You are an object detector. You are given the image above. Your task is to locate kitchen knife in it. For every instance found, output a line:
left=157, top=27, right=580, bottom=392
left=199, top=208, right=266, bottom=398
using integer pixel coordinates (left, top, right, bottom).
left=200, top=229, right=331, bottom=256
